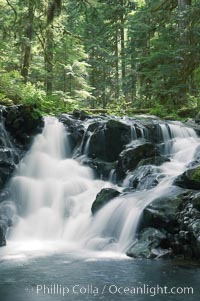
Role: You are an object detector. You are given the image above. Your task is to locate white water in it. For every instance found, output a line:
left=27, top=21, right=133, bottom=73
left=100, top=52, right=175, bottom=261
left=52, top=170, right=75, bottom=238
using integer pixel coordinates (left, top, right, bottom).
left=1, top=117, right=200, bottom=257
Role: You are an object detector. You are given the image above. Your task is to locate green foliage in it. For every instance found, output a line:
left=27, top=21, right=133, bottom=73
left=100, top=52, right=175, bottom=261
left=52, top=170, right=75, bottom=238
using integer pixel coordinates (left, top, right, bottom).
left=0, top=0, right=200, bottom=118
left=0, top=70, right=24, bottom=102
left=107, top=97, right=132, bottom=116
left=149, top=104, right=168, bottom=118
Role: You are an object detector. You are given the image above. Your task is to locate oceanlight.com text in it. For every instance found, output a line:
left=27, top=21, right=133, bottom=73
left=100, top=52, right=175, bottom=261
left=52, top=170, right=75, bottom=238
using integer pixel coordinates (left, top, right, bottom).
left=24, top=283, right=194, bottom=297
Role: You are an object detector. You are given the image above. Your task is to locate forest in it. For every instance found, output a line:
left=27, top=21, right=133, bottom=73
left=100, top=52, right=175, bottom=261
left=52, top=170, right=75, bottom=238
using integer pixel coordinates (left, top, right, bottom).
left=0, top=0, right=200, bottom=117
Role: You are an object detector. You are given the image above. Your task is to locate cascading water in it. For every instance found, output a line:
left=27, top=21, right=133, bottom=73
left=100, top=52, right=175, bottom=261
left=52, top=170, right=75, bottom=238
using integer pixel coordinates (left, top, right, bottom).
left=1, top=117, right=200, bottom=257
left=5, top=118, right=112, bottom=247
left=86, top=122, right=199, bottom=252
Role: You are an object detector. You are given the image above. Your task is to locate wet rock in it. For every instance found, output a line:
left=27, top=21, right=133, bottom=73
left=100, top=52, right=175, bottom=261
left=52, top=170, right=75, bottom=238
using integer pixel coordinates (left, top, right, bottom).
left=72, top=109, right=91, bottom=121
left=87, top=119, right=131, bottom=162
left=175, top=166, right=200, bottom=190
left=3, top=105, right=44, bottom=149
left=137, top=156, right=170, bottom=167
left=82, top=158, right=116, bottom=181
left=126, top=228, right=171, bottom=259
left=124, top=165, right=163, bottom=191
left=132, top=190, right=200, bottom=259
left=140, top=192, right=184, bottom=233
left=59, top=114, right=85, bottom=151
left=0, top=190, right=9, bottom=204
left=175, top=192, right=200, bottom=258
left=0, top=105, right=43, bottom=193
left=91, top=188, right=120, bottom=214
left=116, top=142, right=159, bottom=181
left=0, top=222, right=6, bottom=247
left=0, top=161, right=15, bottom=191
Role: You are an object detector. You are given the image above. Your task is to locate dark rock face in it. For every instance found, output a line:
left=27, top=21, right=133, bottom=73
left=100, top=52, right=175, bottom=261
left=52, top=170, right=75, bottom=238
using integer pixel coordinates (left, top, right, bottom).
left=0, top=105, right=43, bottom=247
left=141, top=193, right=183, bottom=233
left=116, top=143, right=159, bottom=181
left=3, top=105, right=44, bottom=148
left=137, top=156, right=170, bottom=167
left=127, top=228, right=172, bottom=259
left=59, top=114, right=85, bottom=152
left=175, top=192, right=200, bottom=258
left=124, top=165, right=164, bottom=191
left=87, top=119, right=131, bottom=162
left=0, top=223, right=6, bottom=247
left=82, top=158, right=116, bottom=180
left=131, top=190, right=200, bottom=259
left=0, top=105, right=44, bottom=193
left=0, top=199, right=16, bottom=247
left=174, top=166, right=200, bottom=190
left=91, top=188, right=120, bottom=214
left=0, top=162, right=15, bottom=190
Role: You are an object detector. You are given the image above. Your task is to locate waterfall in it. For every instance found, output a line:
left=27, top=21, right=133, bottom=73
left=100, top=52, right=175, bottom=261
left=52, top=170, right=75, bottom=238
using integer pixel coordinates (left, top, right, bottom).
left=79, top=122, right=199, bottom=252
left=2, top=117, right=200, bottom=256
left=6, top=118, right=112, bottom=248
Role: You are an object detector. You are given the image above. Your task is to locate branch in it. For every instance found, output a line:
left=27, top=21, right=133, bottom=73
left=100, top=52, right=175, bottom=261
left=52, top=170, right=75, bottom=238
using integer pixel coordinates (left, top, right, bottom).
left=63, top=29, right=83, bottom=41
left=151, top=0, right=178, bottom=13
left=6, top=0, right=17, bottom=23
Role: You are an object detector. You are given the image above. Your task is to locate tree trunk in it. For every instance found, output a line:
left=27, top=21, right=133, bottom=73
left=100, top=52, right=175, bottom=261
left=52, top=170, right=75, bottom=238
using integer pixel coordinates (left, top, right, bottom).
left=178, top=0, right=191, bottom=30
left=45, top=26, right=54, bottom=94
left=115, top=28, right=119, bottom=100
left=120, top=0, right=126, bottom=96
left=130, top=36, right=136, bottom=103
left=21, top=1, right=34, bottom=83
left=178, top=0, right=192, bottom=102
left=45, top=1, right=55, bottom=94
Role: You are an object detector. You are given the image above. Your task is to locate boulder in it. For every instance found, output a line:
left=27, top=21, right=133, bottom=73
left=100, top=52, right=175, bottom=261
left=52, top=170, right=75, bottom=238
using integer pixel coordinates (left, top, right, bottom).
left=0, top=222, right=6, bottom=247
left=126, top=228, right=171, bottom=259
left=116, top=142, right=159, bottom=180
left=134, top=190, right=200, bottom=259
left=72, top=109, right=91, bottom=121
left=87, top=119, right=131, bottom=162
left=175, top=192, right=200, bottom=258
left=91, top=188, right=120, bottom=214
left=137, top=156, right=170, bottom=167
left=0, top=161, right=15, bottom=191
left=124, top=165, right=164, bottom=191
left=59, top=114, right=85, bottom=151
left=82, top=158, right=116, bottom=181
left=3, top=105, right=44, bottom=149
left=174, top=166, right=200, bottom=190
left=0, top=105, right=43, bottom=193
left=140, top=192, right=184, bottom=233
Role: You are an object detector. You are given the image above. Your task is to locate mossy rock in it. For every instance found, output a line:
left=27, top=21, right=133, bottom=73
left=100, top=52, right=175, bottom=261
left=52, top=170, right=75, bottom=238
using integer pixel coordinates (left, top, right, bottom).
left=175, top=166, right=200, bottom=190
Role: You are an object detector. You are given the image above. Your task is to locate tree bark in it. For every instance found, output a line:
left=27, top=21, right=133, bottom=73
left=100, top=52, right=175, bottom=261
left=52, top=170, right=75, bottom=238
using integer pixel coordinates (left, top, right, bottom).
left=115, top=28, right=119, bottom=100
left=45, top=27, right=54, bottom=94
left=21, top=1, right=34, bottom=83
left=120, top=0, right=126, bottom=96
left=45, top=0, right=62, bottom=94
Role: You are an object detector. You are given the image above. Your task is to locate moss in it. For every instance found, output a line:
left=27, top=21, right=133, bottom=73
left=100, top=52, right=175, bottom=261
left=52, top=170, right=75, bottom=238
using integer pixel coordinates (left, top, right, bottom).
left=190, top=167, right=200, bottom=182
